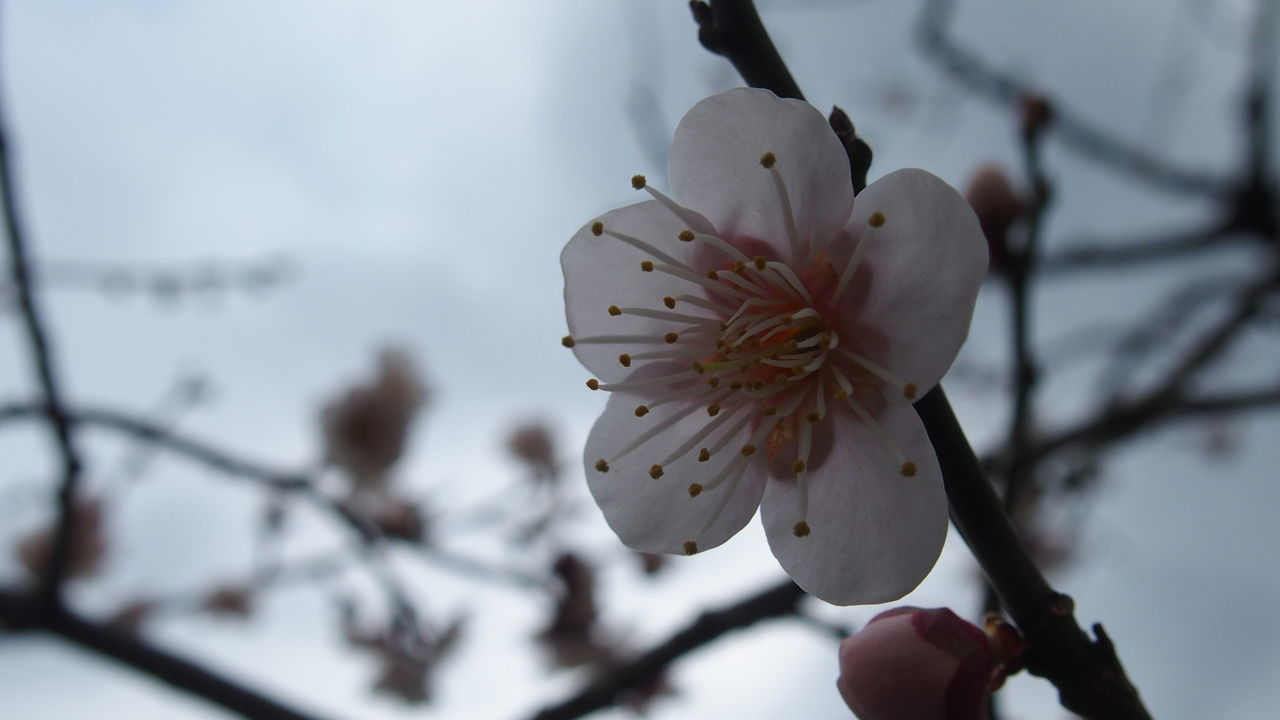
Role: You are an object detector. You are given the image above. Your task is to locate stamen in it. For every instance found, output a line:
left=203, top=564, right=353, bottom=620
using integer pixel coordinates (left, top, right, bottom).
left=562, top=336, right=575, bottom=348
left=595, top=459, right=609, bottom=472
left=843, top=395, right=915, bottom=476
left=653, top=263, right=752, bottom=301
left=571, top=333, right=685, bottom=346
left=692, top=232, right=750, bottom=263
left=762, top=156, right=804, bottom=262
left=764, top=261, right=813, bottom=304
left=838, top=348, right=916, bottom=397
left=832, top=219, right=881, bottom=299
left=607, top=400, right=705, bottom=462
left=656, top=392, right=739, bottom=466
left=632, top=178, right=717, bottom=235
left=596, top=370, right=698, bottom=391
left=615, top=306, right=719, bottom=325
left=602, top=228, right=688, bottom=269
left=683, top=540, right=698, bottom=555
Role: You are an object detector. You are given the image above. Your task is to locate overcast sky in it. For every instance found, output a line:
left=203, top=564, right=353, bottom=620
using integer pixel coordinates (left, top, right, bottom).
left=1, top=1, right=1278, bottom=719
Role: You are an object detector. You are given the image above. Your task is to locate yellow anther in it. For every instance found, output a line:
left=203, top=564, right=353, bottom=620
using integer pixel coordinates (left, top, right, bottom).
left=741, top=445, right=756, bottom=457
left=762, top=406, right=777, bottom=416
left=729, top=381, right=743, bottom=391
left=688, top=483, right=703, bottom=497
left=664, top=332, right=679, bottom=344
left=608, top=305, right=622, bottom=316
left=692, top=362, right=705, bottom=374
left=678, top=230, right=695, bottom=242
left=594, top=459, right=609, bottom=472
left=792, top=460, right=806, bottom=473
left=618, top=354, right=632, bottom=367
left=901, top=461, right=918, bottom=477
left=635, top=405, right=650, bottom=417
left=649, top=464, right=664, bottom=479
left=663, top=296, right=677, bottom=309
left=631, top=174, right=647, bottom=190
left=698, top=448, right=711, bottom=462
left=806, top=411, right=821, bottom=423
left=759, top=151, right=777, bottom=169
left=734, top=261, right=746, bottom=274
left=706, top=269, right=719, bottom=279
left=832, top=389, right=849, bottom=400
left=868, top=211, right=886, bottom=228
left=754, top=256, right=767, bottom=270
left=591, top=221, right=604, bottom=236
left=751, top=381, right=765, bottom=390
left=707, top=377, right=720, bottom=388
left=707, top=404, right=721, bottom=416
left=586, top=378, right=600, bottom=390
left=904, top=383, right=919, bottom=400
left=562, top=336, right=576, bottom=348
left=683, top=540, right=698, bottom=555
left=640, top=261, right=655, bottom=272
left=793, top=521, right=811, bottom=538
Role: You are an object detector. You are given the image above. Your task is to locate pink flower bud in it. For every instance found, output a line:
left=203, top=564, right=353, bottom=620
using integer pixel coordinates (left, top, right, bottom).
left=964, top=164, right=1025, bottom=273
left=837, top=607, right=996, bottom=720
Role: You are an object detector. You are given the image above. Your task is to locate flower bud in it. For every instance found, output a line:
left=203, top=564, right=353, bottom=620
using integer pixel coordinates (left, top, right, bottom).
left=964, top=164, right=1025, bottom=273
left=837, top=607, right=996, bottom=720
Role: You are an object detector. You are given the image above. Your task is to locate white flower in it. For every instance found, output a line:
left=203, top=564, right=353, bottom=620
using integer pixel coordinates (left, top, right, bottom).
left=561, top=88, right=986, bottom=605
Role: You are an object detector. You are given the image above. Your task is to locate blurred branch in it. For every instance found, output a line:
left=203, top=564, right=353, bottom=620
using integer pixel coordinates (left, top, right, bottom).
left=917, top=0, right=1233, bottom=198
left=1039, top=225, right=1233, bottom=275
left=0, top=44, right=86, bottom=606
left=0, top=588, right=330, bottom=720
left=526, top=579, right=805, bottom=720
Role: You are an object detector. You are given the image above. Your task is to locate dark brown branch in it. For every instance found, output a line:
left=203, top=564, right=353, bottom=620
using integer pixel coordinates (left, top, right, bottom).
left=0, top=35, right=86, bottom=605
left=0, top=588, right=330, bottom=720
left=526, top=579, right=804, bottom=720
left=689, top=0, right=803, bottom=100
left=1039, top=226, right=1234, bottom=275
left=918, top=0, right=1232, bottom=198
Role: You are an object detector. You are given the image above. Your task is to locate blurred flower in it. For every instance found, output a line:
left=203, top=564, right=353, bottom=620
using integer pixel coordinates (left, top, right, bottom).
left=201, top=584, right=254, bottom=619
left=345, top=607, right=463, bottom=705
left=964, top=164, right=1025, bottom=272
left=507, top=420, right=559, bottom=483
left=370, top=496, right=429, bottom=542
left=17, top=497, right=108, bottom=581
left=321, top=347, right=427, bottom=491
left=107, top=598, right=154, bottom=635
left=837, top=607, right=1002, bottom=720
left=562, top=88, right=986, bottom=604
left=537, top=552, right=615, bottom=668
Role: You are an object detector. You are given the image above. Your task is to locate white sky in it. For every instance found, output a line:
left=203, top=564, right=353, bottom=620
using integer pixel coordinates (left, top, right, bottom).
left=1, top=1, right=1278, bottom=719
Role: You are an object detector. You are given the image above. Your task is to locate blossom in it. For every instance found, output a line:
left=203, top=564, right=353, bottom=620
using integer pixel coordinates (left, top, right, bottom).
left=836, top=607, right=998, bottom=720
left=561, top=88, right=986, bottom=604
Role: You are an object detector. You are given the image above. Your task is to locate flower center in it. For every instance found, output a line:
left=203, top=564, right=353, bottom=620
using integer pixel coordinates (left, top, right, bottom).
left=566, top=154, right=921, bottom=551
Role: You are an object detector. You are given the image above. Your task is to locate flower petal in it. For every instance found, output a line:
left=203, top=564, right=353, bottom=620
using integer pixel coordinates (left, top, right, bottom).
left=584, top=364, right=766, bottom=554
left=761, top=402, right=947, bottom=605
left=846, top=169, right=988, bottom=392
left=563, top=200, right=717, bottom=382
left=669, top=88, right=852, bottom=261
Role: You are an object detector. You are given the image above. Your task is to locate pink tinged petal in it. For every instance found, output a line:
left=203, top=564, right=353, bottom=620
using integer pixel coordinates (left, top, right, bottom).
left=563, top=200, right=718, bottom=382
left=669, top=88, right=853, bottom=261
left=584, top=366, right=766, bottom=555
left=845, top=169, right=988, bottom=393
left=761, top=402, right=946, bottom=605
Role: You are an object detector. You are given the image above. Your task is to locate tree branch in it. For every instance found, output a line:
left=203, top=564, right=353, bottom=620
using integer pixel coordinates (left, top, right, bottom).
left=689, top=0, right=802, bottom=101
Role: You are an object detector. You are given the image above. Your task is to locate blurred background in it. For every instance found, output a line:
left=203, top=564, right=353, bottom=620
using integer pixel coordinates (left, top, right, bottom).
left=1, top=1, right=1278, bottom=718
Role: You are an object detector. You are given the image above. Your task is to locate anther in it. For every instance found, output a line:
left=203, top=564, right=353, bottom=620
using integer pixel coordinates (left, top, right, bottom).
left=707, top=377, right=720, bottom=388
left=868, top=211, right=886, bottom=228
left=741, top=445, right=756, bottom=457
left=664, top=332, right=679, bottom=344
left=806, top=411, right=821, bottom=423
left=901, top=461, right=918, bottom=477
left=763, top=406, right=777, bottom=416
left=792, top=460, right=806, bottom=473
left=608, top=305, right=622, bottom=316
left=707, top=404, right=721, bottom=417
left=692, top=362, right=705, bottom=374
left=663, top=296, right=677, bottom=309
left=832, top=389, right=849, bottom=400
left=594, top=459, right=609, bottom=472
left=753, top=256, right=767, bottom=270
left=586, top=378, right=600, bottom=390
left=640, top=261, right=655, bottom=272
left=562, top=336, right=576, bottom=348
left=706, top=269, right=718, bottom=279
left=631, top=174, right=646, bottom=190
left=591, top=221, right=603, bottom=236
left=792, top=521, right=811, bottom=538
left=649, top=464, right=664, bottom=479
left=635, top=405, right=650, bottom=417
left=682, top=540, right=698, bottom=555
left=618, top=354, right=632, bottom=367
left=688, top=483, right=703, bottom=497
left=678, top=229, right=695, bottom=242
left=698, top=448, right=711, bottom=462
left=729, top=381, right=743, bottom=390
left=759, top=151, right=777, bottom=169
left=904, top=383, right=918, bottom=400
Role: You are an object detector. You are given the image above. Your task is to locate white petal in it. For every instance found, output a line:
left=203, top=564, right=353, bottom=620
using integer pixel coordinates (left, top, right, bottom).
left=584, top=365, right=766, bottom=555
left=761, top=402, right=947, bottom=605
left=563, top=200, right=717, bottom=382
left=669, top=88, right=853, bottom=261
left=844, top=169, right=988, bottom=391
